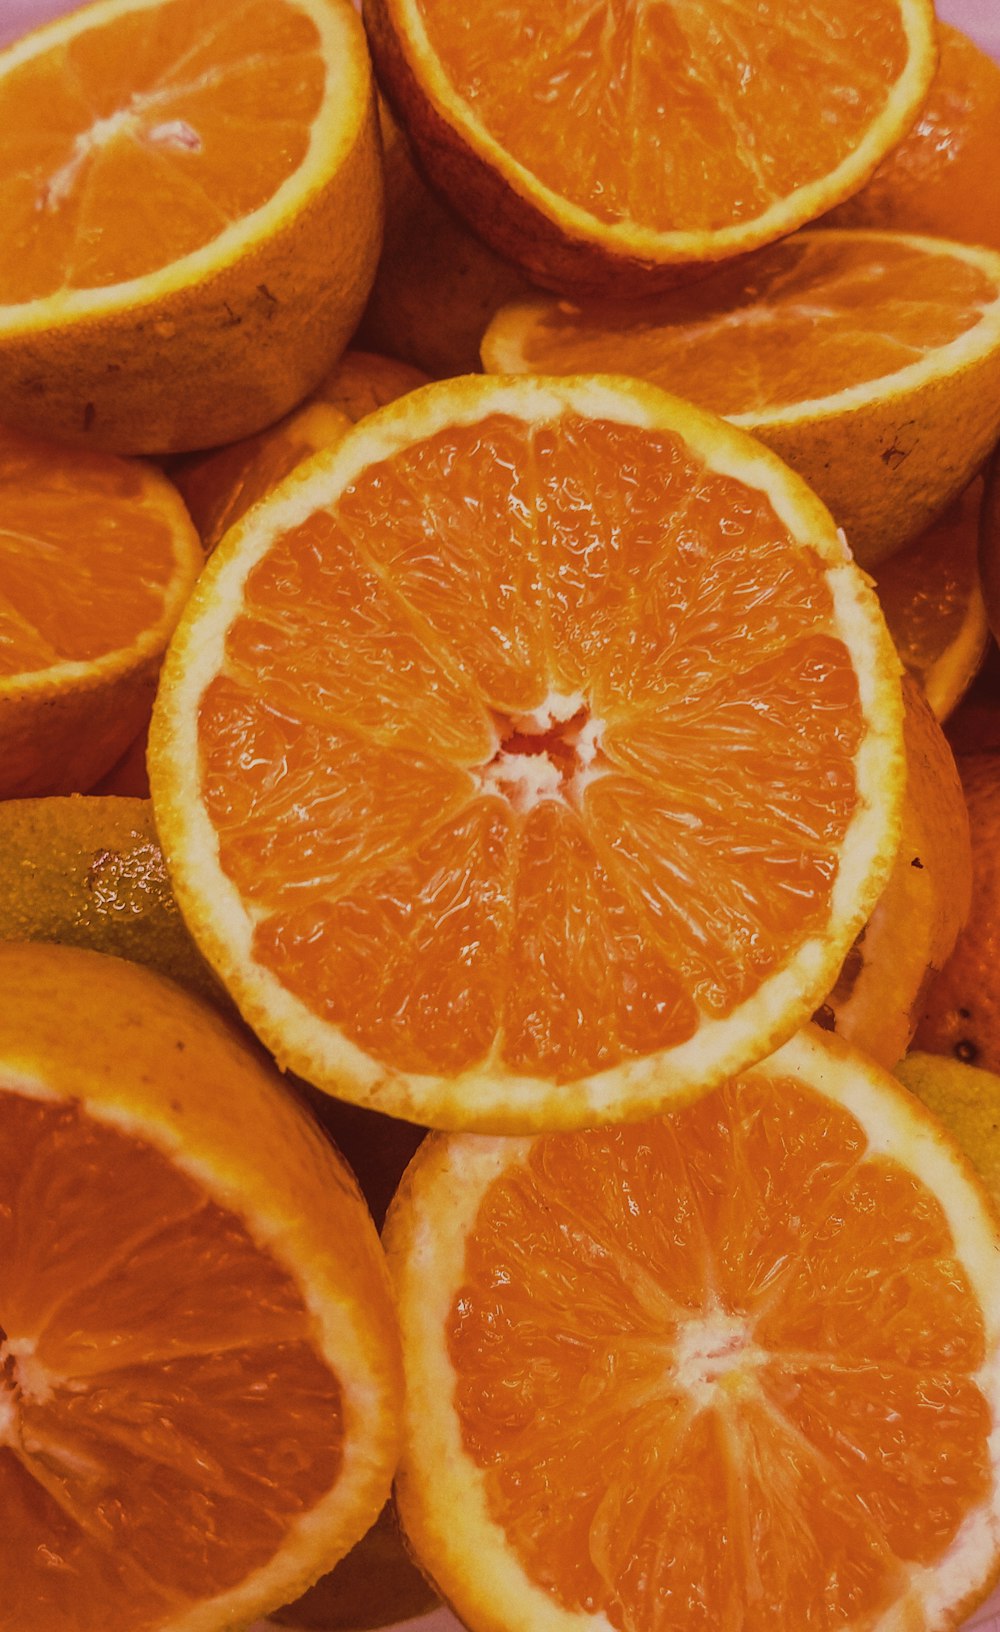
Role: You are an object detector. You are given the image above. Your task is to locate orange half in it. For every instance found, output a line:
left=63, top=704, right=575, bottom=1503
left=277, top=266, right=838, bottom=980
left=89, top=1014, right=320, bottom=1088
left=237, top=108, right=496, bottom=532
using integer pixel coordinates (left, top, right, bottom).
left=482, top=231, right=1000, bottom=565
left=0, top=0, right=382, bottom=452
left=365, top=0, right=937, bottom=292
left=386, top=1027, right=1000, bottom=1632
left=0, top=423, right=202, bottom=796
left=150, top=374, right=904, bottom=1132
left=0, top=940, right=402, bottom=1632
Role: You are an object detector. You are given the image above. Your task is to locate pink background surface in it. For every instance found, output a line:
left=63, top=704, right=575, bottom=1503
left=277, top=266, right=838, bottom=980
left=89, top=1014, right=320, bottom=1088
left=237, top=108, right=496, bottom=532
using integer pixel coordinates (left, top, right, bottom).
left=2, top=0, right=999, bottom=1628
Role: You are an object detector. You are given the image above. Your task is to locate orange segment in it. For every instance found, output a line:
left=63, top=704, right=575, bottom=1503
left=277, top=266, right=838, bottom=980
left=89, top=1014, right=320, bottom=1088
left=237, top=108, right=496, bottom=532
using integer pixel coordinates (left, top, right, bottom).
left=482, top=230, right=1000, bottom=565
left=0, top=940, right=402, bottom=1632
left=0, top=0, right=382, bottom=453
left=150, top=375, right=904, bottom=1132
left=386, top=1029, right=1000, bottom=1632
left=0, top=424, right=201, bottom=797
left=364, top=0, right=936, bottom=293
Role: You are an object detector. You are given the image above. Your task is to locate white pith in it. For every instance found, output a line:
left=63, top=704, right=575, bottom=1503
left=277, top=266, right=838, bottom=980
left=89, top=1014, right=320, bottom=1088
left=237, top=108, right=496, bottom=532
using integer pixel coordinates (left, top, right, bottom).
left=473, top=689, right=609, bottom=813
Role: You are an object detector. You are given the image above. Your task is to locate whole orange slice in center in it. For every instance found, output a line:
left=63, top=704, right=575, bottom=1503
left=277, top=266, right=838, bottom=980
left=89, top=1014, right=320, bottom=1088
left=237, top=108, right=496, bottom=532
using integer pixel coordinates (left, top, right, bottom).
left=150, top=375, right=904, bottom=1132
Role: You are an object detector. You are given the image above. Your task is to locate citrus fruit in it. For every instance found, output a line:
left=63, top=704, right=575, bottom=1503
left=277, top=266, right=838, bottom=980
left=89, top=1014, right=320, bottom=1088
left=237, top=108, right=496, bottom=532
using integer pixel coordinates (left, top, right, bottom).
left=481, top=229, right=1000, bottom=567
left=364, top=0, right=936, bottom=296
left=815, top=677, right=971, bottom=1068
left=0, top=794, right=220, bottom=1004
left=0, top=423, right=201, bottom=798
left=0, top=938, right=402, bottom=1632
left=356, top=112, right=534, bottom=377
left=170, top=401, right=353, bottom=556
left=873, top=477, right=988, bottom=720
left=384, top=1025, right=1000, bottom=1632
left=824, top=23, right=1000, bottom=251
left=915, top=750, right=1000, bottom=1073
left=0, top=0, right=382, bottom=454
left=149, top=373, right=904, bottom=1133
left=311, top=345, right=430, bottom=421
left=896, top=1050, right=1000, bottom=1218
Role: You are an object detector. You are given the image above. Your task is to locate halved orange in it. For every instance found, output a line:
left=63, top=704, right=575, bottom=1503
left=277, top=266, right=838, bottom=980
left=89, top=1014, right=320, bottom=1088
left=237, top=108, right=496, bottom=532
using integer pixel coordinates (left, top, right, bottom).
left=873, top=477, right=988, bottom=720
left=364, top=0, right=936, bottom=295
left=824, top=23, right=1000, bottom=252
left=149, top=374, right=904, bottom=1132
left=0, top=423, right=201, bottom=797
left=0, top=939, right=402, bottom=1632
left=482, top=230, right=1000, bottom=566
left=385, top=1026, right=1000, bottom=1632
left=0, top=0, right=382, bottom=453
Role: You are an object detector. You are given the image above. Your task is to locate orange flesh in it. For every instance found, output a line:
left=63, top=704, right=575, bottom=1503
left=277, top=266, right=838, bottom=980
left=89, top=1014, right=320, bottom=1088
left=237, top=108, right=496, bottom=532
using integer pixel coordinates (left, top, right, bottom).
left=414, top=0, right=910, bottom=232
left=0, top=0, right=323, bottom=302
left=199, top=411, right=866, bottom=1081
left=872, top=478, right=981, bottom=686
left=0, top=428, right=181, bottom=676
left=506, top=237, right=995, bottom=416
left=449, top=1075, right=992, bottom=1626
left=0, top=1087, right=343, bottom=1632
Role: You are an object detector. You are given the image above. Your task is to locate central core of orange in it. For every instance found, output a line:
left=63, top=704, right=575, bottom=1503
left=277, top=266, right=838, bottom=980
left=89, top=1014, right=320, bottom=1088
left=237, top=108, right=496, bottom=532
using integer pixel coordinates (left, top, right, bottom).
left=476, top=691, right=607, bottom=812
left=673, top=1310, right=762, bottom=1409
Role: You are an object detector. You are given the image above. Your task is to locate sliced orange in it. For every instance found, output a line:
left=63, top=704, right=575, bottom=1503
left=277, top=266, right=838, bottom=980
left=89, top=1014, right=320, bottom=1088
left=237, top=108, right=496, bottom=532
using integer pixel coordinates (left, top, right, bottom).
left=149, top=374, right=904, bottom=1132
left=824, top=23, right=1000, bottom=252
left=0, top=0, right=382, bottom=453
left=873, top=478, right=988, bottom=721
left=0, top=424, right=201, bottom=798
left=482, top=230, right=1000, bottom=567
left=816, top=677, right=971, bottom=1069
left=364, top=0, right=936, bottom=295
left=385, top=1026, right=1000, bottom=1632
left=0, top=939, right=402, bottom=1632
